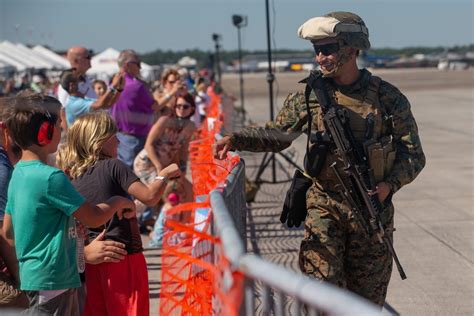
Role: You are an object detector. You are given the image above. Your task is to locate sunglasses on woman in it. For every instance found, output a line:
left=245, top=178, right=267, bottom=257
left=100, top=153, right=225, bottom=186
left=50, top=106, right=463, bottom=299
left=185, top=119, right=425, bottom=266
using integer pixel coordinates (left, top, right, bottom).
left=176, top=103, right=191, bottom=110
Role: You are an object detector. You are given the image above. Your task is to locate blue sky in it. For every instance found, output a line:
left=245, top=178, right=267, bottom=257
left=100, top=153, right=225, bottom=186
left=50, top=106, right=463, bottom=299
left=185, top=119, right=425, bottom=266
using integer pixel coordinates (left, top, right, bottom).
left=0, top=0, right=472, bottom=53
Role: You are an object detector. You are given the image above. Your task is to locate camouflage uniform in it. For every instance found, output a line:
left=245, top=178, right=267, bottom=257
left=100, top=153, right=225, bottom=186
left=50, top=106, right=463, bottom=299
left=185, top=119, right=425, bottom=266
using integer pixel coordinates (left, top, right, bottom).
left=229, top=69, right=425, bottom=305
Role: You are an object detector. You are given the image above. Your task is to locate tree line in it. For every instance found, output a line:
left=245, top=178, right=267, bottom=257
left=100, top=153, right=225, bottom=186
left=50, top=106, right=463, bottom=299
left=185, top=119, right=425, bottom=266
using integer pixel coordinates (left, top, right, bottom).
left=139, top=44, right=473, bottom=68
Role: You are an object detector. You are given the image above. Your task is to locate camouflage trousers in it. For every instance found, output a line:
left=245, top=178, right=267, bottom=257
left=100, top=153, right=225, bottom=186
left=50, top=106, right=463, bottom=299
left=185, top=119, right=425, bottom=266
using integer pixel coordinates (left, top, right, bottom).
left=298, top=185, right=394, bottom=306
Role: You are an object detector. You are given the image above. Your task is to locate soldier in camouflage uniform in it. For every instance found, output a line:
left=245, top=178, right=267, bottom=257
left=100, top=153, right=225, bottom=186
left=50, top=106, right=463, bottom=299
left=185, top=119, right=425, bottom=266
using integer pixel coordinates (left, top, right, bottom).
left=214, top=12, right=425, bottom=306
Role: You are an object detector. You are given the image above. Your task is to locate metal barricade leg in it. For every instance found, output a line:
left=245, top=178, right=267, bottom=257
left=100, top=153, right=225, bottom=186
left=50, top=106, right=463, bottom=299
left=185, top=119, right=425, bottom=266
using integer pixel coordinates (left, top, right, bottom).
left=262, top=285, right=273, bottom=315
left=244, top=279, right=255, bottom=316
left=292, top=299, right=301, bottom=316
left=274, top=290, right=285, bottom=316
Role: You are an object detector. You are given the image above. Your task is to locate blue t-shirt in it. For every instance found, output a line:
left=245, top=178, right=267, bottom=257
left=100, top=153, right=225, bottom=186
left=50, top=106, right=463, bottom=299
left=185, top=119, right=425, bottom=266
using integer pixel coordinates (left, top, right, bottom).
left=66, top=96, right=95, bottom=126
left=5, top=160, right=85, bottom=290
left=0, top=146, right=13, bottom=221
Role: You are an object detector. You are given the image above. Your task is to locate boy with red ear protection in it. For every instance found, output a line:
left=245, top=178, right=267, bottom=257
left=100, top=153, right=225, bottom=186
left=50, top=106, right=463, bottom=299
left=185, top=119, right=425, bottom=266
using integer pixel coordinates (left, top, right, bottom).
left=0, top=92, right=136, bottom=315
left=36, top=110, right=55, bottom=146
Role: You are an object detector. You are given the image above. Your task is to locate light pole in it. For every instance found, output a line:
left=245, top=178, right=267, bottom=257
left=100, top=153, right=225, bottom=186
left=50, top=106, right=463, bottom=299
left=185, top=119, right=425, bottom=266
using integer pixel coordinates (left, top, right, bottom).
left=212, top=33, right=222, bottom=84
left=264, top=0, right=274, bottom=123
left=232, top=14, right=248, bottom=122
left=253, top=0, right=300, bottom=186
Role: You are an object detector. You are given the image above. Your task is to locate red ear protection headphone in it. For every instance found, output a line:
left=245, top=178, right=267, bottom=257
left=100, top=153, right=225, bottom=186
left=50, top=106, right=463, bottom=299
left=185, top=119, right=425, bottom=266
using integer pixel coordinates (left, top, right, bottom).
left=37, top=111, right=55, bottom=146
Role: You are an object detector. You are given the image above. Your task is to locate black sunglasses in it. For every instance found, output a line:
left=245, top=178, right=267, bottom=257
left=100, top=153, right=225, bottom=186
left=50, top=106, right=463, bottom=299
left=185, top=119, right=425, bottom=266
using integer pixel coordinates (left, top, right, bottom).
left=313, top=43, right=341, bottom=56
left=176, top=103, right=191, bottom=110
left=83, top=49, right=93, bottom=60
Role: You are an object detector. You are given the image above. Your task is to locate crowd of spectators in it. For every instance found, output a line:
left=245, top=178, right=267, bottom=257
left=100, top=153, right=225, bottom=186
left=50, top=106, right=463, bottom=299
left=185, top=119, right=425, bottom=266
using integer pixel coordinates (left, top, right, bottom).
left=0, top=44, right=216, bottom=315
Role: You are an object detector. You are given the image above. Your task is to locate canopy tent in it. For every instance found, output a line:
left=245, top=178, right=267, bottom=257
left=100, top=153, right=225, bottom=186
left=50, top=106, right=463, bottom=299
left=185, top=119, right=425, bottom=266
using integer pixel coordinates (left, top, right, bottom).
left=0, top=61, right=16, bottom=74
left=0, top=43, right=159, bottom=80
left=32, top=45, right=69, bottom=69
left=0, top=41, right=69, bottom=72
left=177, top=56, right=197, bottom=68
left=89, top=47, right=121, bottom=79
left=0, top=41, right=53, bottom=69
left=89, top=48, right=155, bottom=80
left=0, top=51, right=29, bottom=71
left=15, top=43, right=63, bottom=69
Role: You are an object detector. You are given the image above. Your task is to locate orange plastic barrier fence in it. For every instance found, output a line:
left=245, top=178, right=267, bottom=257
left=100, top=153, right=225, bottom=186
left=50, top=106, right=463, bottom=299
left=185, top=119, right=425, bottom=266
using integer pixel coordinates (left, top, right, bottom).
left=159, top=202, right=244, bottom=316
left=160, top=92, right=243, bottom=315
left=159, top=202, right=215, bottom=316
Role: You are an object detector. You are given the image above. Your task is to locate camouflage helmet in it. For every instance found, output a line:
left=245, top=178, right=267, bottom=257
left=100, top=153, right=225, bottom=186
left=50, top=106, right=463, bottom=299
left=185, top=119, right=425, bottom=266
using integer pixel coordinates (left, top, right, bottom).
left=298, top=11, right=370, bottom=50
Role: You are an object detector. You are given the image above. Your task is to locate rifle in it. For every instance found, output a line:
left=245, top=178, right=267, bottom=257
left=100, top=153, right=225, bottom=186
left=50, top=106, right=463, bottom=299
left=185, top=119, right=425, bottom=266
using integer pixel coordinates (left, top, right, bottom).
left=305, top=71, right=407, bottom=280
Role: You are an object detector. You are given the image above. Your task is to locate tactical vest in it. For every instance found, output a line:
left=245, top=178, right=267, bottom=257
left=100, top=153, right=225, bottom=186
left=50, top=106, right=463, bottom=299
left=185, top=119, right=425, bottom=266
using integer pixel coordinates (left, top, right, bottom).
left=310, top=74, right=396, bottom=190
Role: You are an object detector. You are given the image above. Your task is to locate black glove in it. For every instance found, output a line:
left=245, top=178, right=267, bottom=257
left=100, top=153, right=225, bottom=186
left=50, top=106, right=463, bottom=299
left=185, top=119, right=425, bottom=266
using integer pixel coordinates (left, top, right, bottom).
left=280, top=169, right=313, bottom=227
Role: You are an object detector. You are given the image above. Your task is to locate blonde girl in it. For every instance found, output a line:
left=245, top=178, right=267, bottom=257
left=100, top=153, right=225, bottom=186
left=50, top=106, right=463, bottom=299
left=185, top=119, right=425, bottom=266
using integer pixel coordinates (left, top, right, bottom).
left=58, top=111, right=180, bottom=316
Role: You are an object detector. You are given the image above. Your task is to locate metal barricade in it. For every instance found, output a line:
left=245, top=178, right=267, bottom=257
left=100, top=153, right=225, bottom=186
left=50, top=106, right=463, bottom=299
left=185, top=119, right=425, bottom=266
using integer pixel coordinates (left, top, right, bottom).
left=209, top=161, right=383, bottom=316
left=219, top=158, right=247, bottom=252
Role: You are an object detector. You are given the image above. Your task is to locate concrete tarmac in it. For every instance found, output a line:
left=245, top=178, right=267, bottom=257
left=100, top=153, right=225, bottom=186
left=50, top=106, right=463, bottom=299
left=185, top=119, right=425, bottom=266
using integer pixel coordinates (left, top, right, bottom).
left=146, top=68, right=473, bottom=315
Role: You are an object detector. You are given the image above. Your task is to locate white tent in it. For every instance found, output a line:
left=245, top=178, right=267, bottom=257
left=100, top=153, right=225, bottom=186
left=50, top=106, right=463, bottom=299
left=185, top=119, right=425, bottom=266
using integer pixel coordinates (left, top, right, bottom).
left=178, top=56, right=197, bottom=68
left=0, top=41, right=70, bottom=72
left=32, top=45, right=69, bottom=69
left=15, top=43, right=62, bottom=69
left=89, top=47, right=121, bottom=79
left=0, top=51, right=29, bottom=71
left=89, top=48, right=155, bottom=80
left=0, top=61, right=16, bottom=74
left=0, top=41, right=53, bottom=69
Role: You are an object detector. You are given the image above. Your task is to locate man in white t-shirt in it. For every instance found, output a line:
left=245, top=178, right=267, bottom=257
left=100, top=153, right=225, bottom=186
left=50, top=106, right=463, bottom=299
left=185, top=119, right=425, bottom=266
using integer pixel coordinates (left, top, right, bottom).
left=57, top=46, right=97, bottom=105
left=57, top=46, right=97, bottom=131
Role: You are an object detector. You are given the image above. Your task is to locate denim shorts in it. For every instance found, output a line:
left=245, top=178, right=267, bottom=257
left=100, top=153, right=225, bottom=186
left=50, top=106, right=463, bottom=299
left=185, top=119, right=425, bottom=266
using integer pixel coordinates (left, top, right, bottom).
left=116, top=132, right=146, bottom=169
